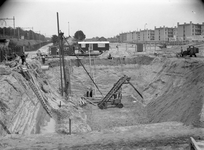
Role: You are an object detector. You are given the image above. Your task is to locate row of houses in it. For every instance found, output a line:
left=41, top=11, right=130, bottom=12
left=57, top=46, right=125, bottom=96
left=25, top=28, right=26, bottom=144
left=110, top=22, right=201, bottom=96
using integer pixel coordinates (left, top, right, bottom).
left=117, top=21, right=204, bottom=43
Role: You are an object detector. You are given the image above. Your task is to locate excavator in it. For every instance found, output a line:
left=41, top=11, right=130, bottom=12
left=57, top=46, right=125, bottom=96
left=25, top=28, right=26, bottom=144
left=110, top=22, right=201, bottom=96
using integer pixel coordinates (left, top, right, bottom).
left=97, top=75, right=143, bottom=109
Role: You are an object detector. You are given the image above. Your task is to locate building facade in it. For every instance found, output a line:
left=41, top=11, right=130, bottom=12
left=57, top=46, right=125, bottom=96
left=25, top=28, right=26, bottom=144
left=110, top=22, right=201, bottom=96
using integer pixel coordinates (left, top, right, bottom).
left=119, top=33, right=128, bottom=43
left=126, top=32, right=133, bottom=43
left=117, top=21, right=203, bottom=43
left=154, top=26, right=176, bottom=42
left=202, top=22, right=204, bottom=35
left=177, top=21, right=203, bottom=41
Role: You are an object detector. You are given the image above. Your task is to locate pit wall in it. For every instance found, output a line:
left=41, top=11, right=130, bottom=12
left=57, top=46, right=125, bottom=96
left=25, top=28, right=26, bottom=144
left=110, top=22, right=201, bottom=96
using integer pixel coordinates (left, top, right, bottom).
left=47, top=56, right=204, bottom=127
left=47, top=56, right=163, bottom=100
left=48, top=55, right=154, bottom=68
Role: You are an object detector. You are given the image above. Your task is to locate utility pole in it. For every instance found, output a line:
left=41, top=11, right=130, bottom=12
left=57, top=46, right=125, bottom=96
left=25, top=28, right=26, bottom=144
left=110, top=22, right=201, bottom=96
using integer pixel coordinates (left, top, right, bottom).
left=0, top=20, right=6, bottom=37
left=68, top=22, right=70, bottom=37
left=59, top=32, right=68, bottom=98
left=18, top=27, right=20, bottom=39
left=57, top=12, right=64, bottom=97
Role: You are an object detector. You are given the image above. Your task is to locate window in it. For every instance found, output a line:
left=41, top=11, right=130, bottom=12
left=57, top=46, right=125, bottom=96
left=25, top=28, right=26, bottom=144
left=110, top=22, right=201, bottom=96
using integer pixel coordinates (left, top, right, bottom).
left=98, top=43, right=105, bottom=47
left=81, top=43, right=86, bottom=48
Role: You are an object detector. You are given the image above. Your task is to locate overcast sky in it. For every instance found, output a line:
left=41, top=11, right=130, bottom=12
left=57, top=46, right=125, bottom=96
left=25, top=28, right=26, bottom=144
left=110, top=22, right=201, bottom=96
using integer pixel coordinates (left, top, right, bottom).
left=0, top=0, right=204, bottom=38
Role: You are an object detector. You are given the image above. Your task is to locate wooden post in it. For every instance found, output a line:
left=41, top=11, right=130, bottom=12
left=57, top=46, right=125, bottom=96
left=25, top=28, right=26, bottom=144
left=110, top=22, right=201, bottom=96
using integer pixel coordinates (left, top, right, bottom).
left=69, top=118, right=71, bottom=134
left=59, top=32, right=68, bottom=98
left=57, top=12, right=64, bottom=96
left=65, top=65, right=71, bottom=96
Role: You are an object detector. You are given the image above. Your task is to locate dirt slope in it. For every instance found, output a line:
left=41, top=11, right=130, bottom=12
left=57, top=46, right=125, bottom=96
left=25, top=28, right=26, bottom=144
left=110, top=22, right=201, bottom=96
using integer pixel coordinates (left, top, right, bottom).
left=147, top=59, right=204, bottom=127
left=0, top=60, right=90, bottom=136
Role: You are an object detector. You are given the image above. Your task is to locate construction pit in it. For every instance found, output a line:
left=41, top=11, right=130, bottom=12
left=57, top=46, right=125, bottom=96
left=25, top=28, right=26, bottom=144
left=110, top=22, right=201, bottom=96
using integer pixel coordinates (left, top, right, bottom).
left=0, top=43, right=204, bottom=149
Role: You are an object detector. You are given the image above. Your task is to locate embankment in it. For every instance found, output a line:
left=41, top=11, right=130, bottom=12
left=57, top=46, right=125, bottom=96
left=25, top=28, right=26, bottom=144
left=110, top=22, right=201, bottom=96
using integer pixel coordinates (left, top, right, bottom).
left=0, top=60, right=90, bottom=136
left=146, top=59, right=204, bottom=127
left=48, top=55, right=154, bottom=67
left=48, top=56, right=204, bottom=128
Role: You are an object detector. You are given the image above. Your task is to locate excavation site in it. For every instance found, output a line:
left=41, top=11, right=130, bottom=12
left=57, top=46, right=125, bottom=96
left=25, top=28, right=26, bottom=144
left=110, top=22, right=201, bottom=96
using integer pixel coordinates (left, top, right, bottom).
left=0, top=43, right=204, bottom=149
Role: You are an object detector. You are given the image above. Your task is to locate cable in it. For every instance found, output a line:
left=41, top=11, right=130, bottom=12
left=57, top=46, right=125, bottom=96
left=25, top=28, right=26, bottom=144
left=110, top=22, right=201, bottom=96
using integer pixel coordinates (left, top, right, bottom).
left=62, top=36, right=104, bottom=97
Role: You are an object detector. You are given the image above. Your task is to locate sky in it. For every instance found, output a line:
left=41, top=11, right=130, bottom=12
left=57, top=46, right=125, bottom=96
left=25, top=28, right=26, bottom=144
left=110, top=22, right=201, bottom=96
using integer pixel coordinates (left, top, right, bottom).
left=0, top=0, right=204, bottom=38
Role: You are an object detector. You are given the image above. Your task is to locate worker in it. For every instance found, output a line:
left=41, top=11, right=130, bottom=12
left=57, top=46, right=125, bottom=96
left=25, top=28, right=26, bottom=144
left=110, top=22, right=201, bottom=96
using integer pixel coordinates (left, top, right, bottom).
left=42, top=55, right=45, bottom=64
left=116, top=45, right=119, bottom=50
left=89, top=88, right=93, bottom=97
left=86, top=87, right=93, bottom=97
left=107, top=53, right=112, bottom=59
left=20, top=52, right=26, bottom=65
left=57, top=48, right=59, bottom=55
left=181, top=47, right=183, bottom=53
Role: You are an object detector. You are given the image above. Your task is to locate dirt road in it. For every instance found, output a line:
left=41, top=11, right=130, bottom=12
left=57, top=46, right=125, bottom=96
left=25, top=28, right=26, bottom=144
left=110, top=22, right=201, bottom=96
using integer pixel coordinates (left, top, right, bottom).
left=0, top=122, right=203, bottom=149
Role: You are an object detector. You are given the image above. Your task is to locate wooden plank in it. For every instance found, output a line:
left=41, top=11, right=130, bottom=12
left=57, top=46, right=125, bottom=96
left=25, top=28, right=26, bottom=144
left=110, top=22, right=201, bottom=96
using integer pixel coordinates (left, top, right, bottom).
left=190, top=137, right=203, bottom=150
left=82, top=97, right=97, bottom=106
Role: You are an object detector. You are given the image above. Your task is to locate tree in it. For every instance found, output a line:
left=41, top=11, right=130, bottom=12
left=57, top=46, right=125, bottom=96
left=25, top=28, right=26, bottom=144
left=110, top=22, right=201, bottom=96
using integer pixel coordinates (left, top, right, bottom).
left=99, top=37, right=107, bottom=41
left=74, top=30, right=86, bottom=41
left=51, top=35, right=59, bottom=44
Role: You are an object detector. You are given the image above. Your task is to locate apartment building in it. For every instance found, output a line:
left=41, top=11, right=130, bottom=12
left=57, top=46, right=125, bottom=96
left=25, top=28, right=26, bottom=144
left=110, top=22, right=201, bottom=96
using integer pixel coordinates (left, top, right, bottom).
left=136, top=31, right=140, bottom=42
left=132, top=31, right=137, bottom=43
left=126, top=32, right=133, bottom=43
left=117, top=21, right=203, bottom=43
left=139, top=30, right=145, bottom=42
left=154, top=26, right=176, bottom=42
left=139, top=29, right=155, bottom=42
left=148, top=30, right=155, bottom=41
left=201, top=22, right=204, bottom=35
left=119, top=31, right=140, bottom=43
left=177, top=21, right=203, bottom=41
left=119, top=33, right=128, bottom=43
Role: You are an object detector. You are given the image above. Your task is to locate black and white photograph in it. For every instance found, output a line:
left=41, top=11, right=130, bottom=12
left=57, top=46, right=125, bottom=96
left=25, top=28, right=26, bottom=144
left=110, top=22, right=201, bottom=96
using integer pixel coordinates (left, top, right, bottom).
left=0, top=0, right=204, bottom=149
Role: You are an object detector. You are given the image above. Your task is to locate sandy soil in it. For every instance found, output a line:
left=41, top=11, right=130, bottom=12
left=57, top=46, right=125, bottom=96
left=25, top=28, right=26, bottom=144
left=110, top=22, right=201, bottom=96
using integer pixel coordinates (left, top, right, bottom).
left=1, top=42, right=204, bottom=149
left=0, top=122, right=204, bottom=150
left=83, top=96, right=148, bottom=131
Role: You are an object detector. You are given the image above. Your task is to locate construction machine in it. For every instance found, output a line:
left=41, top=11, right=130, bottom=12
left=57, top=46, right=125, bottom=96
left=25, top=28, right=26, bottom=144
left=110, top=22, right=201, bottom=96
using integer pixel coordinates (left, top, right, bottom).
left=158, top=43, right=167, bottom=49
left=177, top=45, right=199, bottom=57
left=97, top=75, right=143, bottom=109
